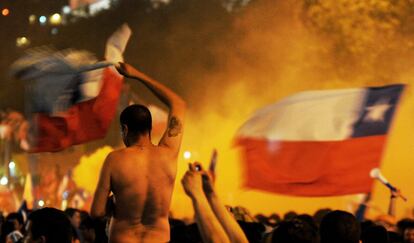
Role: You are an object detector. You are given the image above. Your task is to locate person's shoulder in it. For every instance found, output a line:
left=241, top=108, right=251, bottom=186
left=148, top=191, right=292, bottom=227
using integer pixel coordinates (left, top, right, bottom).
left=154, top=145, right=179, bottom=159
left=104, top=149, right=127, bottom=163
left=108, top=146, right=147, bottom=157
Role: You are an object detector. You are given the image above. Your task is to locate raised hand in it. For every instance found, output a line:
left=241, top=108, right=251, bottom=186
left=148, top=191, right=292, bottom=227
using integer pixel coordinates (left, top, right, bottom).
left=115, top=62, right=136, bottom=78
left=181, top=163, right=204, bottom=199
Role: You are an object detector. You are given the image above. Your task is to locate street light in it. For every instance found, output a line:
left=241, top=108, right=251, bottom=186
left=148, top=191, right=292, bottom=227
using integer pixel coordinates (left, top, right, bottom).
left=49, top=13, right=62, bottom=25
left=0, top=176, right=8, bottom=186
left=183, top=151, right=192, bottom=160
left=1, top=8, right=10, bottom=16
left=39, top=16, right=47, bottom=25
left=38, top=200, right=45, bottom=207
left=16, top=37, right=30, bottom=47
left=29, top=15, right=37, bottom=24
left=8, top=161, right=15, bottom=169
left=62, top=6, right=71, bottom=14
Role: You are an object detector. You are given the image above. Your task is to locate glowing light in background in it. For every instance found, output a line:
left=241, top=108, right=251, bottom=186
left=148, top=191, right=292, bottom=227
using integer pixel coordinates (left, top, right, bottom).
left=62, top=5, right=71, bottom=14
left=8, top=161, right=15, bottom=169
left=183, top=151, right=192, bottom=160
left=9, top=161, right=16, bottom=177
left=39, top=16, right=47, bottom=25
left=28, top=14, right=36, bottom=24
left=49, top=13, right=62, bottom=25
left=0, top=176, right=8, bottom=186
left=38, top=200, right=45, bottom=207
left=1, top=8, right=10, bottom=16
left=16, top=37, right=30, bottom=47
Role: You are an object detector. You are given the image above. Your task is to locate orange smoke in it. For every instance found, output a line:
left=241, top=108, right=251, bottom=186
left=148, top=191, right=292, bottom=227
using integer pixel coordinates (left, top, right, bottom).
left=169, top=0, right=414, bottom=220
left=73, top=146, right=113, bottom=194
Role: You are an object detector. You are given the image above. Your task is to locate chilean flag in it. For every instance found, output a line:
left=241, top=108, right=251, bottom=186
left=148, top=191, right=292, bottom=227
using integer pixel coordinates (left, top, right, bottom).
left=28, top=67, right=122, bottom=152
left=236, top=84, right=405, bottom=197
left=11, top=24, right=131, bottom=152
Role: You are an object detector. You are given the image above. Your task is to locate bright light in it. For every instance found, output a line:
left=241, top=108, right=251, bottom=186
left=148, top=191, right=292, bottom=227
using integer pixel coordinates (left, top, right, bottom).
left=2, top=8, right=10, bottom=16
left=62, top=5, right=71, bottom=14
left=0, top=176, right=8, bottom=186
left=8, top=161, right=15, bottom=169
left=39, top=16, right=47, bottom=24
left=38, top=200, right=45, bottom=207
left=29, top=15, right=36, bottom=24
left=183, top=151, right=192, bottom=160
left=49, top=13, right=61, bottom=25
left=16, top=37, right=30, bottom=47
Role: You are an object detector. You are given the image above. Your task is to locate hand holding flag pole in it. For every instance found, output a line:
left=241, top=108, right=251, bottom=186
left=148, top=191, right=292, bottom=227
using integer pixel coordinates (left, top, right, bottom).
left=370, top=168, right=407, bottom=201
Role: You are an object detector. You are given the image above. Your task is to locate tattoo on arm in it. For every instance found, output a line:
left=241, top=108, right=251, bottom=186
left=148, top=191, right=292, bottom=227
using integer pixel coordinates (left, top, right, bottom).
left=167, top=116, right=182, bottom=137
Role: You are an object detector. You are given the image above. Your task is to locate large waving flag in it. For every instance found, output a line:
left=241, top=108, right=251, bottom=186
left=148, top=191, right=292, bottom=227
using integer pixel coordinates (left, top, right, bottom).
left=236, top=84, right=405, bottom=196
left=11, top=24, right=131, bottom=152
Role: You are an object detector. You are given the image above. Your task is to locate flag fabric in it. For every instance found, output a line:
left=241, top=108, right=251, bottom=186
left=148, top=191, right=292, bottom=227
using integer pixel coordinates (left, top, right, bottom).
left=11, top=48, right=112, bottom=115
left=11, top=24, right=131, bottom=152
left=147, top=104, right=168, bottom=138
left=236, top=84, right=405, bottom=197
left=28, top=67, right=122, bottom=152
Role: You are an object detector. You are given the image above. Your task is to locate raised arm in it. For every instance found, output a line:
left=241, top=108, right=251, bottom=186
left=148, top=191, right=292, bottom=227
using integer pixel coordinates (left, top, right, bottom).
left=91, top=153, right=113, bottom=218
left=388, top=190, right=400, bottom=217
left=355, top=193, right=371, bottom=222
left=116, top=63, right=186, bottom=154
left=199, top=162, right=249, bottom=243
left=182, top=164, right=230, bottom=243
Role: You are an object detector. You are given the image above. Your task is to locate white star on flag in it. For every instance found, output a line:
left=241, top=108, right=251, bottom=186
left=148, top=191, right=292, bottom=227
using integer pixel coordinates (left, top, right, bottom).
left=364, top=99, right=392, bottom=122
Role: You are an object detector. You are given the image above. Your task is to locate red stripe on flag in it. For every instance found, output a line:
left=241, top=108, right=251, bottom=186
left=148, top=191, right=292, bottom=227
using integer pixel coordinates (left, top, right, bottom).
left=30, top=68, right=123, bottom=152
left=236, top=135, right=387, bottom=196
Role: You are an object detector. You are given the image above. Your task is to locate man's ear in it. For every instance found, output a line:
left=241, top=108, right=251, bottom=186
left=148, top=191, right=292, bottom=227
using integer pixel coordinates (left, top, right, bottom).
left=121, top=124, right=128, bottom=134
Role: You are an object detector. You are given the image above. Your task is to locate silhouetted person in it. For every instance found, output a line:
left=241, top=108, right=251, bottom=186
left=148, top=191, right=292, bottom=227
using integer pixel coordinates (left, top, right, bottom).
left=361, top=225, right=388, bottom=243
left=320, top=210, right=360, bottom=243
left=271, top=219, right=318, bottom=243
left=24, top=208, right=72, bottom=243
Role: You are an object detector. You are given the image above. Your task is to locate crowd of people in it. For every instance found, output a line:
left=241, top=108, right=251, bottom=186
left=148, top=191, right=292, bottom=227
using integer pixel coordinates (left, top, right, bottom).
left=0, top=174, right=414, bottom=243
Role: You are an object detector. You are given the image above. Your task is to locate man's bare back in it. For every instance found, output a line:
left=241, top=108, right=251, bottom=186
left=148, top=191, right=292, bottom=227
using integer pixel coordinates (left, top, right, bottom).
left=91, top=63, right=186, bottom=243
left=107, top=146, right=176, bottom=242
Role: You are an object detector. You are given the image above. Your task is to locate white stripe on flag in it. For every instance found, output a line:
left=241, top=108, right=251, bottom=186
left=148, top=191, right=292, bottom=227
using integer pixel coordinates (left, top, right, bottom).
left=237, top=88, right=367, bottom=141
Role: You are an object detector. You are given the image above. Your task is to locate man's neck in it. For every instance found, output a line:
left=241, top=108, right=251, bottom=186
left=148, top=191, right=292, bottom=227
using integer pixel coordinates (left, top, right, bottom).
left=127, top=134, right=152, bottom=148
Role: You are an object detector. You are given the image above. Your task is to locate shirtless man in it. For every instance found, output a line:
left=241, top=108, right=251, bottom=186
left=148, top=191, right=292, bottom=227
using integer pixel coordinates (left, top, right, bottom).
left=91, top=62, right=186, bottom=243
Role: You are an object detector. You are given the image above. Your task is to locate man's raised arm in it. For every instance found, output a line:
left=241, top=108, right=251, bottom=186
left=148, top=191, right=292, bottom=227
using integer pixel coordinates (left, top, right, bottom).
left=116, top=63, right=186, bottom=154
